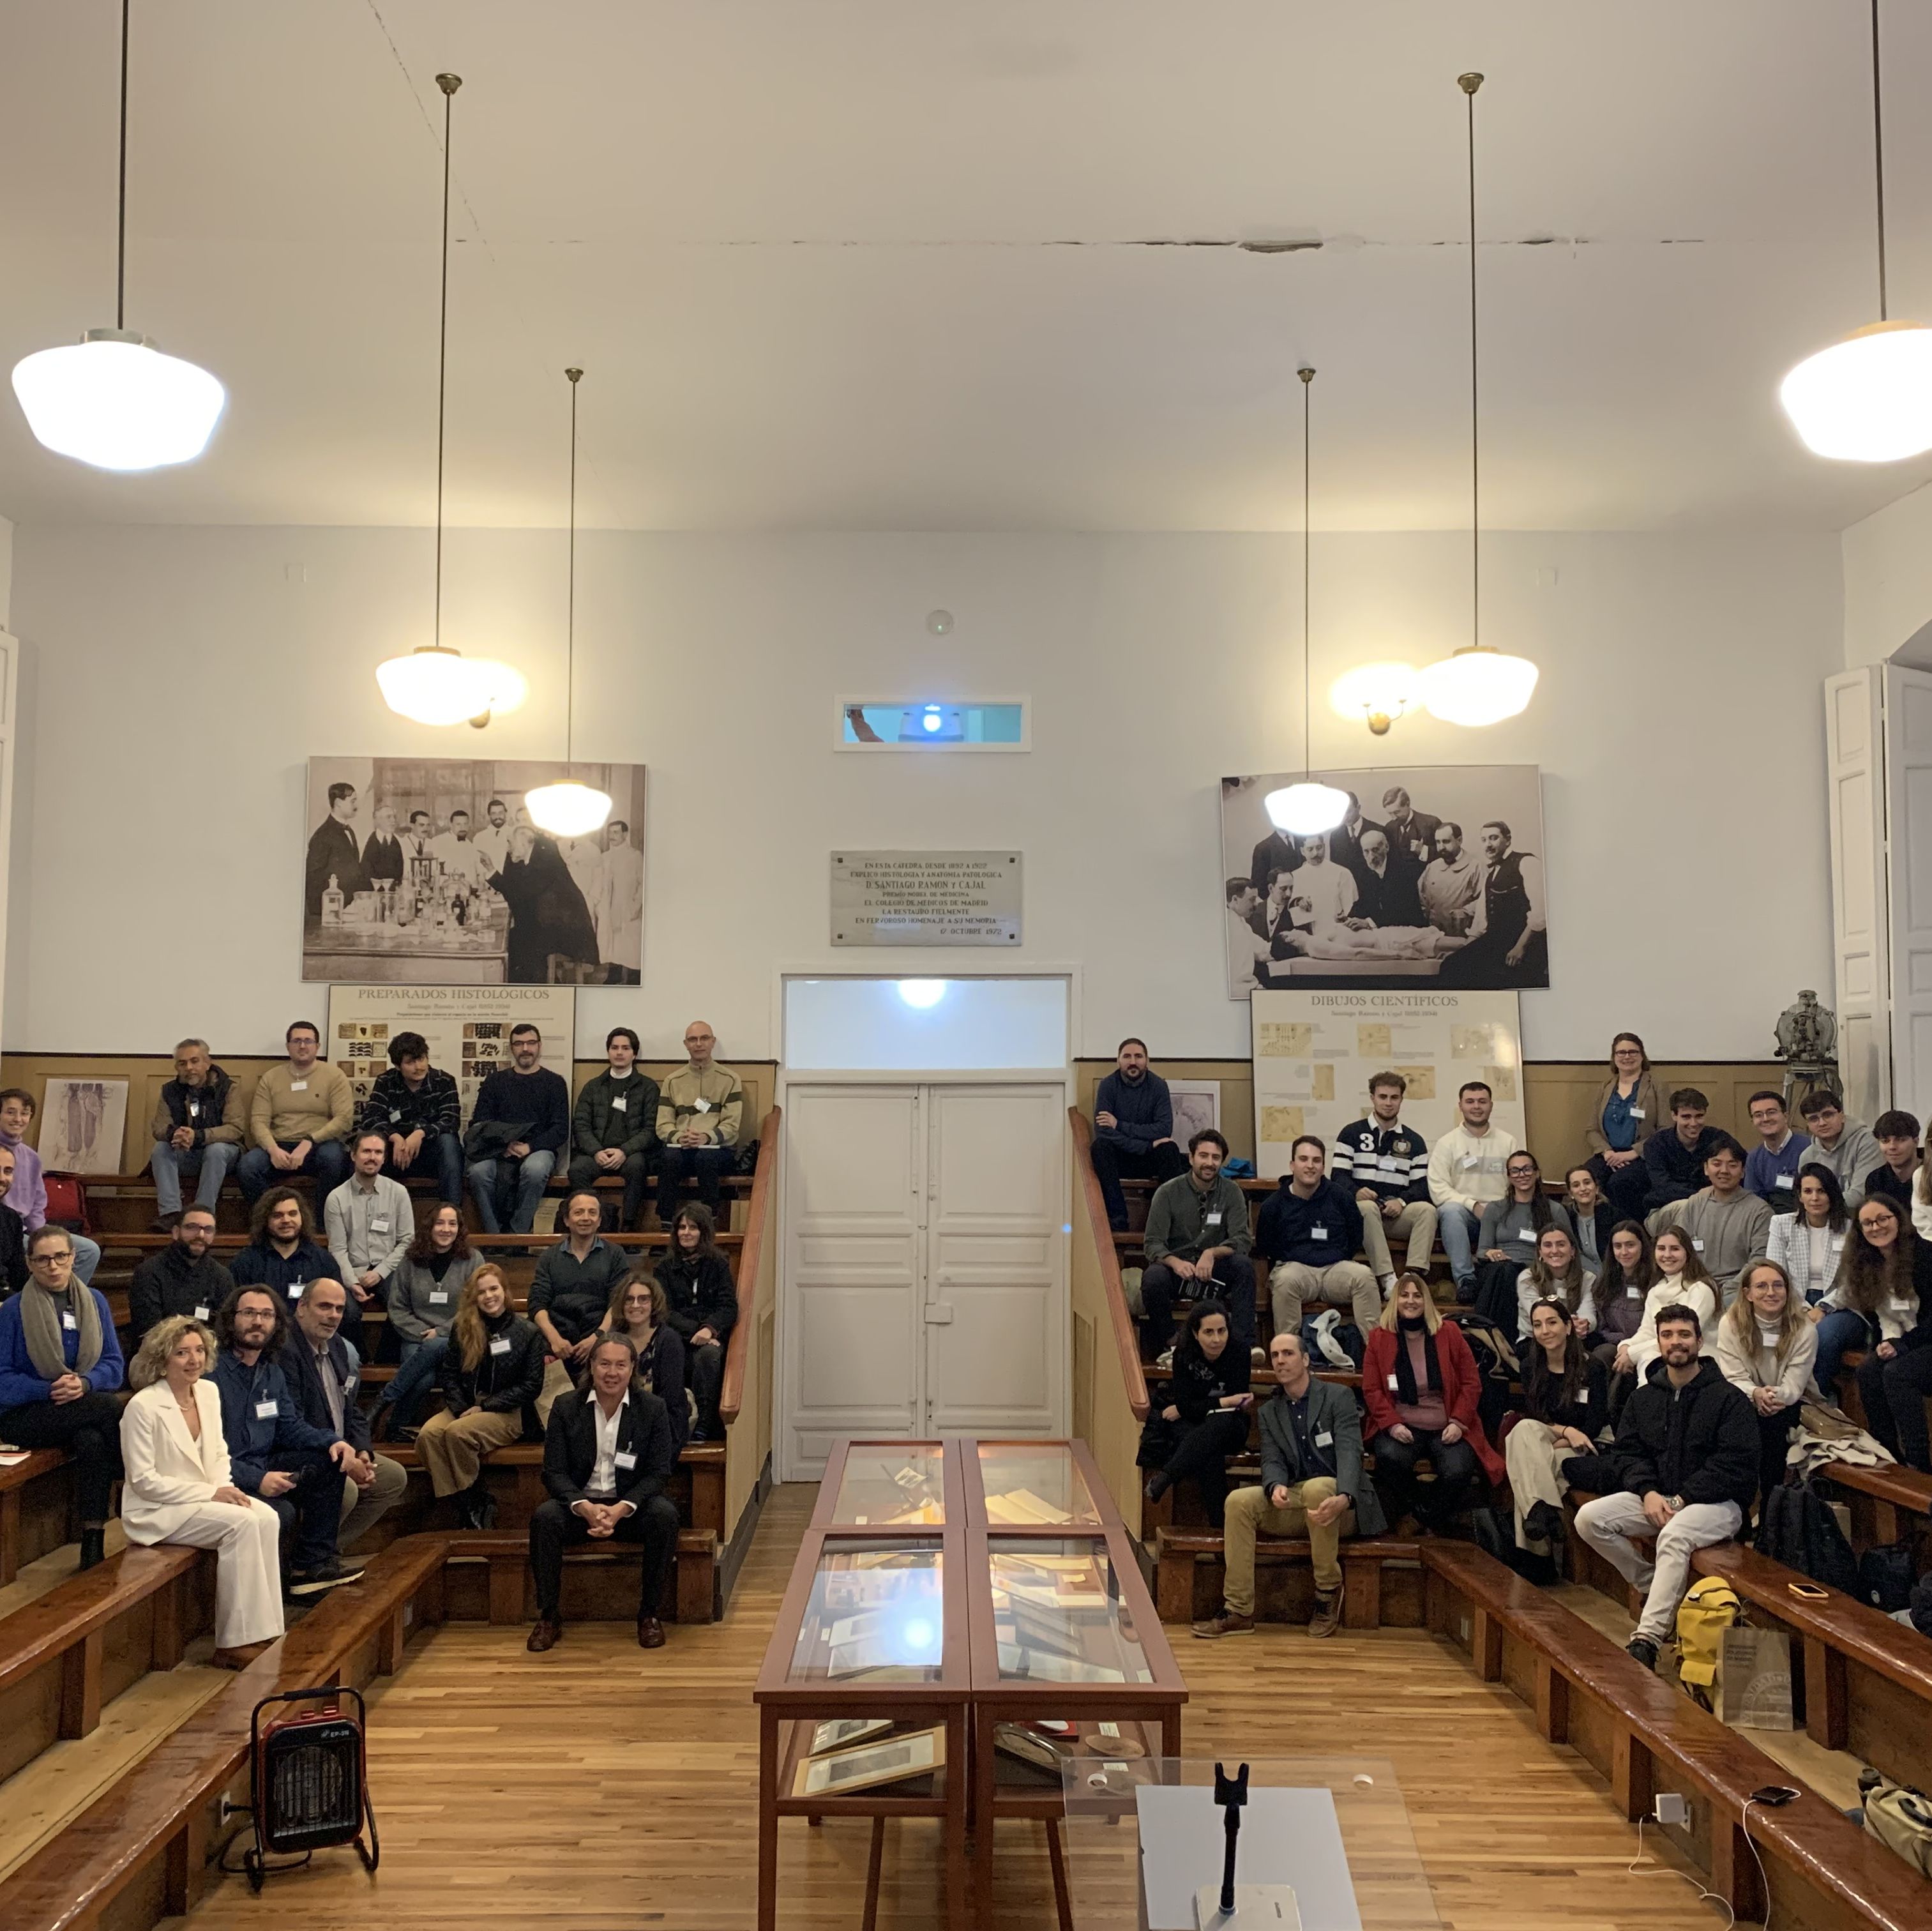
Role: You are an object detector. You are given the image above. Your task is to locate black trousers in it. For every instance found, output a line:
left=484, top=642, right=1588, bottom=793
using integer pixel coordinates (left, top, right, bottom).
left=1143, top=1409, right=1249, bottom=1524
left=1587, top=1154, right=1652, bottom=1224
left=264, top=1451, right=345, bottom=1573
left=687, top=1340, right=725, bottom=1435
left=1857, top=1345, right=1932, bottom=1473
left=1370, top=1427, right=1481, bottom=1530
left=0, top=1392, right=124, bottom=1521
left=658, top=1147, right=734, bottom=1224
left=528, top=1494, right=681, bottom=1619
left=1089, top=1138, right=1188, bottom=1232
left=568, top=1151, right=652, bottom=1229
left=1139, top=1257, right=1257, bottom=1362
left=1753, top=1404, right=1803, bottom=1504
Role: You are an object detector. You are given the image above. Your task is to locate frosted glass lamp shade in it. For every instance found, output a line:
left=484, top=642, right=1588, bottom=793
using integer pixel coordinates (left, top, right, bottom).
left=524, top=778, right=613, bottom=837
left=1264, top=780, right=1351, bottom=837
left=377, top=646, right=528, bottom=726
left=1778, top=320, right=1932, bottom=461
left=1419, top=646, right=1539, bottom=727
left=11, top=329, right=225, bottom=471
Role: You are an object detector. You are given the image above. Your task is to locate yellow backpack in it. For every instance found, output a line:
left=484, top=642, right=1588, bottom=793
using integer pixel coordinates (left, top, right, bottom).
left=1674, top=1576, right=1741, bottom=1706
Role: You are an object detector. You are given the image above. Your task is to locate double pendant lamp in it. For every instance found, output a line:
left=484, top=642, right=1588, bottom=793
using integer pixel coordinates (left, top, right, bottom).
left=1265, top=368, right=1350, bottom=838
left=11, top=0, right=225, bottom=470
left=1779, top=0, right=1932, bottom=462
left=524, top=369, right=613, bottom=838
left=377, top=74, right=527, bottom=728
left=1417, top=73, right=1538, bottom=729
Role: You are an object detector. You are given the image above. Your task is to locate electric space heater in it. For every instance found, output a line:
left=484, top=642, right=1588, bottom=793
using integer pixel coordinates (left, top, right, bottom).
left=243, top=1685, right=380, bottom=1891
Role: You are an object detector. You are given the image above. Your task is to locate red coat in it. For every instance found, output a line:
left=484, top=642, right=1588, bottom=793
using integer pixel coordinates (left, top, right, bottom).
left=1362, top=1320, right=1506, bottom=1487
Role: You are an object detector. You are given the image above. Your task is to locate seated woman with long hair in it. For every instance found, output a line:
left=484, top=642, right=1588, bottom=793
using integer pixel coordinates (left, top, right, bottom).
left=1812, top=1181, right=1919, bottom=1399
left=1621, top=1225, right=1718, bottom=1374
left=601, top=1273, right=690, bottom=1451
left=119, top=1314, right=283, bottom=1669
left=415, top=1264, right=546, bottom=1527
left=1362, top=1274, right=1505, bottom=1534
left=656, top=1204, right=738, bottom=1441
left=1470, top=1152, right=1573, bottom=1326
left=1590, top=1220, right=1659, bottom=1423
left=1137, top=1298, right=1253, bottom=1525
left=1564, top=1165, right=1619, bottom=1272
left=1834, top=1193, right=1932, bottom=1471
left=1514, top=1223, right=1597, bottom=1345
left=1765, top=1163, right=1850, bottom=1315
left=372, top=1203, right=481, bottom=1441
left=1715, top=1259, right=1818, bottom=1504
left=1506, top=1296, right=1608, bottom=1575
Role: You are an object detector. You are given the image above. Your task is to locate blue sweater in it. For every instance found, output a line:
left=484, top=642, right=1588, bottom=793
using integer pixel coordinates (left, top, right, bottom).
left=211, top=1350, right=339, bottom=1494
left=0, top=1287, right=125, bottom=1409
left=1092, top=1070, right=1174, bottom=1156
left=1255, top=1178, right=1365, bottom=1268
left=1744, top=1132, right=1812, bottom=1204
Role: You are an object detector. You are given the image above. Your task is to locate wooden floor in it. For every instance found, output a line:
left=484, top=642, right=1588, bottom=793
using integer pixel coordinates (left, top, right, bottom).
left=168, top=1487, right=1724, bottom=1930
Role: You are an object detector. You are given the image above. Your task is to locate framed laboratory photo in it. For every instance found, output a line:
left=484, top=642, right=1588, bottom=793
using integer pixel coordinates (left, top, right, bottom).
left=301, top=759, right=646, bottom=985
left=1219, top=764, right=1548, bottom=998
left=38, top=1078, right=130, bottom=1174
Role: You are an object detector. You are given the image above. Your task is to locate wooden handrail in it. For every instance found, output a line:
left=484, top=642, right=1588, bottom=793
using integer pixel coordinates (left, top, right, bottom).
left=1068, top=1109, right=1149, bottom=1423
left=720, top=1105, right=779, bottom=1426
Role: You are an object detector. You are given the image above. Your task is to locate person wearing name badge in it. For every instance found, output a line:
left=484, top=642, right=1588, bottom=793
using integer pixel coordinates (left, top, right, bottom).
left=527, top=1191, right=633, bottom=1425
left=209, top=1287, right=361, bottom=1599
left=654, top=1021, right=744, bottom=1229
left=357, top=1031, right=464, bottom=1208
left=1582, top=1033, right=1664, bottom=1224
left=322, top=1131, right=412, bottom=1347
left=1643, top=1136, right=1772, bottom=1305
left=1765, top=1164, right=1850, bottom=1314
left=656, top=1203, right=737, bottom=1441
left=1743, top=1090, right=1811, bottom=1205
left=1255, top=1135, right=1380, bottom=1350
left=147, top=1036, right=246, bottom=1229
left=0, top=1089, right=103, bottom=1286
left=568, top=1027, right=661, bottom=1232
left=238, top=1020, right=355, bottom=1209
left=1507, top=1296, right=1609, bottom=1571
left=1138, top=1298, right=1253, bottom=1525
left=1793, top=1091, right=1880, bottom=1206
left=1138, top=1130, right=1257, bottom=1365
left=1564, top=1165, right=1619, bottom=1272
left=1591, top=1221, right=1661, bottom=1425
left=0, top=1227, right=125, bottom=1570
left=1827, top=1195, right=1932, bottom=1464
left=1638, top=1089, right=1721, bottom=1216
left=230, top=1186, right=336, bottom=1328
left=1330, top=1072, right=1436, bottom=1295
left=1514, top=1223, right=1597, bottom=1345
left=525, top=1331, right=679, bottom=1653
left=1620, top=1227, right=1719, bottom=1381
left=1861, top=1109, right=1923, bottom=1213
left=1426, top=1080, right=1518, bottom=1303
left=603, top=1273, right=689, bottom=1450
left=1714, top=1261, right=1818, bottom=1504
left=280, top=1278, right=408, bottom=1551
left=372, top=1205, right=481, bottom=1441
left=464, top=1024, right=573, bottom=1237
left=416, top=1266, right=543, bottom=1527
left=128, top=1207, right=236, bottom=1349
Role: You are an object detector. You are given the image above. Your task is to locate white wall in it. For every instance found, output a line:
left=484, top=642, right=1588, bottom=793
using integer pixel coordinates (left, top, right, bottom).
left=1843, top=480, right=1932, bottom=670
left=6, top=524, right=1839, bottom=1062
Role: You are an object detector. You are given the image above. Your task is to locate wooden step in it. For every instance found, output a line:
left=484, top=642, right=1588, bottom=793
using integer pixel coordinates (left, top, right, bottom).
left=439, top=1527, right=718, bottom=1625
left=1152, top=1528, right=1424, bottom=1628
left=0, top=1451, right=75, bottom=1588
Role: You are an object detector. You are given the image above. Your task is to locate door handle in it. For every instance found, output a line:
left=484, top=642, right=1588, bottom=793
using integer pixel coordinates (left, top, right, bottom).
left=924, top=1303, right=955, bottom=1324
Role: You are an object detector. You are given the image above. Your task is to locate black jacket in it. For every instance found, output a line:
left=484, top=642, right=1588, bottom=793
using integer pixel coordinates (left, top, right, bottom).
left=1641, top=1125, right=1721, bottom=1212
left=527, top=1237, right=633, bottom=1346
left=469, top=1066, right=571, bottom=1155
left=655, top=1251, right=738, bottom=1342
left=439, top=1308, right=545, bottom=1423
left=280, top=1328, right=374, bottom=1457
left=1254, top=1176, right=1364, bottom=1269
left=0, top=1201, right=27, bottom=1298
left=1520, top=1351, right=1609, bottom=1435
left=128, top=1244, right=238, bottom=1345
left=1607, top=1356, right=1760, bottom=1511
left=541, top=1386, right=676, bottom=1511
left=156, top=1064, right=238, bottom=1146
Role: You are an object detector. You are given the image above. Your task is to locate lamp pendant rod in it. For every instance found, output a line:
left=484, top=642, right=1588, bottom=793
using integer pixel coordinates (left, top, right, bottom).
left=433, top=74, right=460, bottom=654
left=1461, top=72, right=1483, bottom=654
left=116, top=0, right=130, bottom=329
left=566, top=367, right=582, bottom=766
left=1872, top=0, right=1889, bottom=321
left=1300, top=363, right=1315, bottom=777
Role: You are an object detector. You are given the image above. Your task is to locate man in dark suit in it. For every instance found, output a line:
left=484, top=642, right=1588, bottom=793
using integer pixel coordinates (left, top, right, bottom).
left=1378, top=786, right=1442, bottom=868
left=1249, top=829, right=1302, bottom=898
left=361, top=805, right=406, bottom=888
left=305, top=781, right=368, bottom=917
left=1326, top=792, right=1382, bottom=882
left=525, top=1331, right=679, bottom=1652
left=1349, top=827, right=1425, bottom=928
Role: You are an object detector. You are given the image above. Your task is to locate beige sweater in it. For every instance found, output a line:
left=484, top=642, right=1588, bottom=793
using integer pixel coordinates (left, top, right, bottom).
left=250, top=1062, right=355, bottom=1153
left=656, top=1062, right=744, bottom=1149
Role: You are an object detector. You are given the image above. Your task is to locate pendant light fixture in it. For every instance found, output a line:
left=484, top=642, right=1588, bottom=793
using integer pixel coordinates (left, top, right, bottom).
left=1779, top=1, right=1932, bottom=461
left=377, top=73, right=526, bottom=728
left=11, top=0, right=225, bottom=470
left=1265, top=367, right=1351, bottom=839
left=1419, top=73, right=1539, bottom=729
left=524, top=368, right=613, bottom=838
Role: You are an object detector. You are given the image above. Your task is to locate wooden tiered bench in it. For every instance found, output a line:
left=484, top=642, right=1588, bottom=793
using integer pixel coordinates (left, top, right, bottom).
left=1152, top=1526, right=1423, bottom=1627
left=1, top=1448, right=73, bottom=1586
left=1819, top=1459, right=1932, bottom=1568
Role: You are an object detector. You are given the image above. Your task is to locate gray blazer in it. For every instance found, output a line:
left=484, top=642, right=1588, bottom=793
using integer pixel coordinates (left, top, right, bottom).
left=1256, top=1374, right=1387, bottom=1536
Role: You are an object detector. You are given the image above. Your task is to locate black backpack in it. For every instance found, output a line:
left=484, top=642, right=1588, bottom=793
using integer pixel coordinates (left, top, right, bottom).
left=1755, top=1481, right=1861, bottom=1597
left=1859, top=1542, right=1916, bottom=1614
left=1444, top=1311, right=1517, bottom=1446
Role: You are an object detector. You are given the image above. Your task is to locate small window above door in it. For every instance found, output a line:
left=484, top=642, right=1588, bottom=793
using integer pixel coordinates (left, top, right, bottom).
left=837, top=699, right=1028, bottom=751
left=783, top=976, right=1068, bottom=1071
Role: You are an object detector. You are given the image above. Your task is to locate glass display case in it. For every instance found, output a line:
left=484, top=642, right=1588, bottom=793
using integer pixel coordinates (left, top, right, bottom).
left=813, top=1441, right=950, bottom=1530
left=787, top=1539, right=947, bottom=1683
left=974, top=1440, right=1103, bottom=1528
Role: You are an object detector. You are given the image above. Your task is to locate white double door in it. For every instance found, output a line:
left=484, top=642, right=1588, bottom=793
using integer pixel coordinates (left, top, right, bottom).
left=780, top=1082, right=1066, bottom=1479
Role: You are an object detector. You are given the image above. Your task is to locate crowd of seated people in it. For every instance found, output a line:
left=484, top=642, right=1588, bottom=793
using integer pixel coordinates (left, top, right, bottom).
left=1108, top=1030, right=1932, bottom=1663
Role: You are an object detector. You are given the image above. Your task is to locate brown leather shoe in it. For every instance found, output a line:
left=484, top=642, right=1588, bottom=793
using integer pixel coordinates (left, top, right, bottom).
left=1308, top=1591, right=1343, bottom=1639
left=637, top=1615, right=667, bottom=1649
left=1191, top=1609, right=1255, bottom=1640
left=526, top=1617, right=562, bottom=1653
left=212, top=1639, right=275, bottom=1670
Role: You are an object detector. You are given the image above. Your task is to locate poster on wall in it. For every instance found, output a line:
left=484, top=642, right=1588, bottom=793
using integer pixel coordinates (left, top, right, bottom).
left=38, top=1077, right=130, bottom=1174
left=1219, top=764, right=1547, bottom=999
left=324, top=986, right=578, bottom=1131
left=302, top=758, right=646, bottom=985
left=1251, top=988, right=1525, bottom=1181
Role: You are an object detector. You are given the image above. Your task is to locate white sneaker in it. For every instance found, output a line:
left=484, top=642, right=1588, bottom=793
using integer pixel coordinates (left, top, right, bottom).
left=1378, top=1275, right=1397, bottom=1296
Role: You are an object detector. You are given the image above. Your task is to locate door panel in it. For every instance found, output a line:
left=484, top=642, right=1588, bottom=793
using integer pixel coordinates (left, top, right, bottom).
left=1885, top=666, right=1932, bottom=1113
left=1827, top=667, right=1889, bottom=1118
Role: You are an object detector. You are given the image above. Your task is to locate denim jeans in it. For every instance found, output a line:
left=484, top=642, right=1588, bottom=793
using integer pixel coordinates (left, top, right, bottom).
left=150, top=1139, right=239, bottom=1215
left=1812, top=1306, right=1869, bottom=1399
left=70, top=1234, right=102, bottom=1285
left=379, top=1333, right=449, bottom=1425
left=238, top=1139, right=352, bottom=1208
left=383, top=1132, right=465, bottom=1206
left=1437, top=1203, right=1481, bottom=1288
left=467, top=1149, right=557, bottom=1233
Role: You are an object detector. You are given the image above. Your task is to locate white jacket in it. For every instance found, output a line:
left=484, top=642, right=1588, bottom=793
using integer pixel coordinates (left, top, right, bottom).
left=119, top=1379, right=235, bottom=1543
left=1624, top=1275, right=1719, bottom=1374
left=1764, top=1213, right=1848, bottom=1306
left=1426, top=1124, right=1518, bottom=1214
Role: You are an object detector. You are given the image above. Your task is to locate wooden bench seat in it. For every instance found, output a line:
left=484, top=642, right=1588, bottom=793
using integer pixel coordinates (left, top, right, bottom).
left=0, top=1447, right=75, bottom=1586
left=1152, top=1527, right=1423, bottom=1628
left=1820, top=1458, right=1932, bottom=1565
left=439, top=1526, right=717, bottom=1626
left=1423, top=1538, right=1932, bottom=1930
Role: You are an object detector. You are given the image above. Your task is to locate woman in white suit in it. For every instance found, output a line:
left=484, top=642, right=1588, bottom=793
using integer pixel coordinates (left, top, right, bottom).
left=120, top=1314, right=284, bottom=1669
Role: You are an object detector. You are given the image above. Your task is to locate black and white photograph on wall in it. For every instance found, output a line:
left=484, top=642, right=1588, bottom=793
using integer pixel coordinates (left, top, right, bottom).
left=1219, top=764, right=1547, bottom=997
left=302, top=758, right=646, bottom=985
